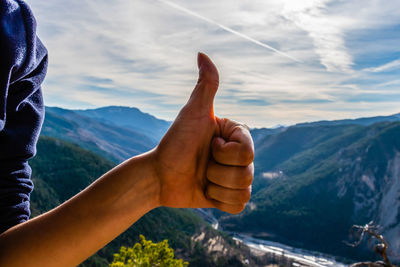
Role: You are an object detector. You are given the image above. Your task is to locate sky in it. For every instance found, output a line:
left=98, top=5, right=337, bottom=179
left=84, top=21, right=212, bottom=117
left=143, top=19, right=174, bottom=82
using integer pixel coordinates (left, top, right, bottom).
left=29, top=0, right=400, bottom=127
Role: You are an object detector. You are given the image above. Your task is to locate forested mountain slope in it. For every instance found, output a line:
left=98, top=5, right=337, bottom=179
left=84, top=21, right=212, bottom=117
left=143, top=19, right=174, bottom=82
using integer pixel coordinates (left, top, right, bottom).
left=221, top=121, right=400, bottom=263
left=42, top=107, right=156, bottom=162
left=74, top=106, right=171, bottom=143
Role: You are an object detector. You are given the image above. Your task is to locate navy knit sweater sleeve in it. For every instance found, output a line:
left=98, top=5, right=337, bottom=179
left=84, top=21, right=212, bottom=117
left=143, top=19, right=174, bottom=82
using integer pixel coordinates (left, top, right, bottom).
left=0, top=0, right=47, bottom=234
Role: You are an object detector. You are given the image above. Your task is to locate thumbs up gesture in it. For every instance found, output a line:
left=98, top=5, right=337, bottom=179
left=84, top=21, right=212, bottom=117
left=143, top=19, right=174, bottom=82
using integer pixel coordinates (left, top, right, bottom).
left=0, top=52, right=254, bottom=267
left=153, top=53, right=254, bottom=214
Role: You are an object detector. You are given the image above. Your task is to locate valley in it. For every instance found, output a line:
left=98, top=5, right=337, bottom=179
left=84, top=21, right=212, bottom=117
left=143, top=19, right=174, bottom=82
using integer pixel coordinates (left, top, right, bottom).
left=35, top=106, right=400, bottom=265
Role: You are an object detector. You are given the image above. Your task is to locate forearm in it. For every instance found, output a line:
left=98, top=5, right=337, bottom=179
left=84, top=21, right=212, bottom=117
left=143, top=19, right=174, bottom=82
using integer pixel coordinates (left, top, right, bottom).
left=0, top=151, right=160, bottom=267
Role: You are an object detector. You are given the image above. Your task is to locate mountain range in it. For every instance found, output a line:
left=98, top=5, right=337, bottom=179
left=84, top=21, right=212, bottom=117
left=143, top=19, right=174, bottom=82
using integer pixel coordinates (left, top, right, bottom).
left=42, top=107, right=163, bottom=162
left=225, top=119, right=400, bottom=263
left=74, top=106, right=171, bottom=142
left=38, top=106, right=400, bottom=264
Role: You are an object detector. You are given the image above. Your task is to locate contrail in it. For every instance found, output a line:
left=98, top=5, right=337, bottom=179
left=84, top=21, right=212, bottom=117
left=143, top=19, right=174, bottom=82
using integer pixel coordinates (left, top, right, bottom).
left=158, top=0, right=301, bottom=63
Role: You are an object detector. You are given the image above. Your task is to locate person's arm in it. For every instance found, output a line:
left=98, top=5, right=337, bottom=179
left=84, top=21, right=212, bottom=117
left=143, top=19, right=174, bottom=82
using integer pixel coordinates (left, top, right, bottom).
left=0, top=53, right=254, bottom=267
left=0, top=152, right=159, bottom=266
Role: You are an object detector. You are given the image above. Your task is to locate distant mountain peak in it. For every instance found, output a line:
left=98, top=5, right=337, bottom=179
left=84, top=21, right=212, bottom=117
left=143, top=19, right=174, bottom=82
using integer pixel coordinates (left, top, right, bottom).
left=43, top=106, right=171, bottom=162
left=88, top=105, right=141, bottom=111
left=75, top=105, right=171, bottom=123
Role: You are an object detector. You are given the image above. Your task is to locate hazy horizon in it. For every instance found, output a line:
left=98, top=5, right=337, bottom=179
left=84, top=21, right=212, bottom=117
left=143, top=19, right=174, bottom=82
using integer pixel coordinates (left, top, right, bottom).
left=46, top=104, right=400, bottom=130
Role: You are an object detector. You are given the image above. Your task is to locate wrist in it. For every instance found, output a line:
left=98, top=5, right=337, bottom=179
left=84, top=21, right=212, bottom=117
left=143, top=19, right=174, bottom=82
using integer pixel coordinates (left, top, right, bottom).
left=93, top=149, right=161, bottom=224
left=124, top=149, right=161, bottom=212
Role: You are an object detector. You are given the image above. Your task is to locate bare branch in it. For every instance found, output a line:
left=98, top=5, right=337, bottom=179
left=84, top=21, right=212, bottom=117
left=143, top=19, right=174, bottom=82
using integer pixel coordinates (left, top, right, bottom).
left=345, top=221, right=397, bottom=267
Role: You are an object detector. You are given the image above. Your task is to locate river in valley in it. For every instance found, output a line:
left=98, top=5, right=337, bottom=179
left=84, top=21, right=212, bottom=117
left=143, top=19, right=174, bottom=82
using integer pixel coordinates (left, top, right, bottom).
left=195, top=209, right=348, bottom=267
left=233, top=233, right=347, bottom=267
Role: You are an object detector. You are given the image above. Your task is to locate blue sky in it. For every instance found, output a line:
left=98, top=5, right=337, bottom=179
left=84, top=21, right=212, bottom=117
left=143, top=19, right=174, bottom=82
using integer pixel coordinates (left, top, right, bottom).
left=29, top=0, right=400, bottom=127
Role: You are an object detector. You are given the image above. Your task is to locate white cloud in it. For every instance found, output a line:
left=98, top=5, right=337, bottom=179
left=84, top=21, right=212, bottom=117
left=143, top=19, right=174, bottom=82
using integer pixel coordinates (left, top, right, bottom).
left=280, top=0, right=354, bottom=72
left=28, top=0, right=400, bottom=127
left=364, top=58, right=400, bottom=72
left=158, top=0, right=301, bottom=63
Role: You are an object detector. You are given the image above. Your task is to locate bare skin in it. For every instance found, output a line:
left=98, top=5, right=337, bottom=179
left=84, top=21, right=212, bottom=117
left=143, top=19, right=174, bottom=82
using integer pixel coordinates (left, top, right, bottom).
left=0, top=53, right=254, bottom=267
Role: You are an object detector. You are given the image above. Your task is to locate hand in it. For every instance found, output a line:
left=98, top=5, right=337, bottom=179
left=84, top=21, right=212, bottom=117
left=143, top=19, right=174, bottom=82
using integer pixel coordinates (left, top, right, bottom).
left=152, top=53, right=254, bottom=214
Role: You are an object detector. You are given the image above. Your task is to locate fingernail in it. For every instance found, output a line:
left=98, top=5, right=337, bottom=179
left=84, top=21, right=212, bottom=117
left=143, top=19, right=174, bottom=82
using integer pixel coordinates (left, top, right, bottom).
left=197, top=52, right=205, bottom=68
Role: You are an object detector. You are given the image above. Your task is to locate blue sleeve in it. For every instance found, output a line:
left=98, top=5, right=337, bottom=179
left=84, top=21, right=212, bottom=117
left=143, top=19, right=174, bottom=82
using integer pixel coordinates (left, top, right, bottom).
left=0, top=0, right=48, bottom=234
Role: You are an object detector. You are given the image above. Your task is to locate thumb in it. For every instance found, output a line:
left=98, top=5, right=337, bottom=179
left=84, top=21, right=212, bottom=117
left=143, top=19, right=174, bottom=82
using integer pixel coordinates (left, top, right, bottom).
left=187, top=52, right=219, bottom=113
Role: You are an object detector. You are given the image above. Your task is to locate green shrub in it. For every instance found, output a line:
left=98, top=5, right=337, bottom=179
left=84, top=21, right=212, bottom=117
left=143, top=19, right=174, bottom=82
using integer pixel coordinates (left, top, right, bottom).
left=109, top=235, right=189, bottom=267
